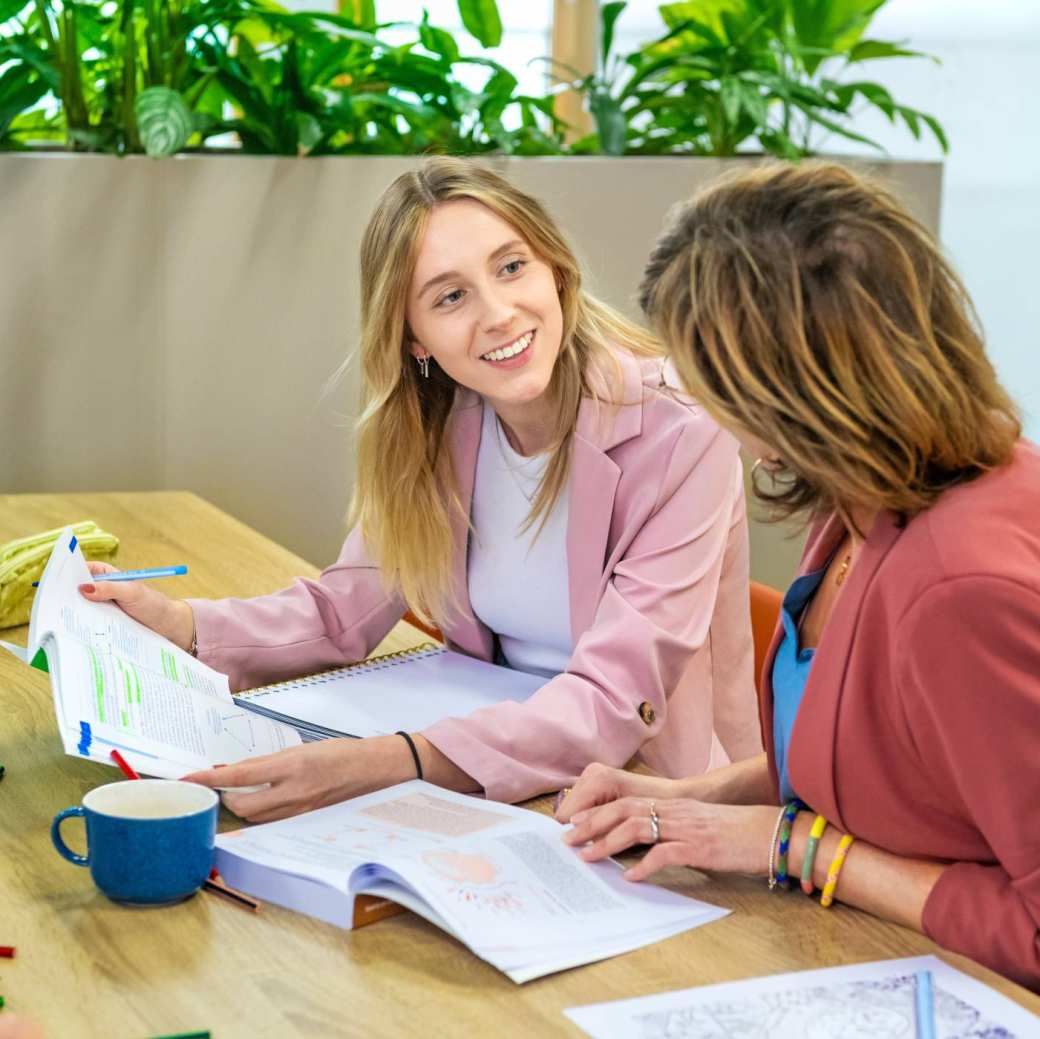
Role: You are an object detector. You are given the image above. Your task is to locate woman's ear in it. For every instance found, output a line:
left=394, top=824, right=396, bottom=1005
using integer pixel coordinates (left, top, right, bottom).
left=407, top=339, right=428, bottom=361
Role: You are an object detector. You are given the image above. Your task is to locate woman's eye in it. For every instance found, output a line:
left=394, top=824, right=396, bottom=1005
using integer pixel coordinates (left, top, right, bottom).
left=437, top=289, right=464, bottom=308
left=502, top=260, right=526, bottom=276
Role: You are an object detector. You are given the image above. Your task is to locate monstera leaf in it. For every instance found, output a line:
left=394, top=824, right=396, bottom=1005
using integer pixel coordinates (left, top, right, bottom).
left=135, top=86, right=193, bottom=158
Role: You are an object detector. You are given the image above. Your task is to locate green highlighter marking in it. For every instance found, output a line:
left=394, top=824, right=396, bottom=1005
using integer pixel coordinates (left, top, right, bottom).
left=88, top=647, right=105, bottom=722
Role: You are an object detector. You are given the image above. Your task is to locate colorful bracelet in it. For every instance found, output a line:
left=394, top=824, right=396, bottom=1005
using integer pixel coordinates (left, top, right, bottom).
left=773, top=799, right=804, bottom=890
left=766, top=804, right=788, bottom=890
left=820, top=833, right=855, bottom=907
left=800, top=814, right=828, bottom=894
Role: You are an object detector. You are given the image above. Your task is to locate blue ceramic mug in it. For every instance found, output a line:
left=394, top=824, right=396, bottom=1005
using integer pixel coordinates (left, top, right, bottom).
left=51, top=779, right=218, bottom=905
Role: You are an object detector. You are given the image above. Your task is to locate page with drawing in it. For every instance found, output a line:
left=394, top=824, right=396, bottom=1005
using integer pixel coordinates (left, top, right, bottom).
left=215, top=781, right=729, bottom=981
left=565, top=955, right=1040, bottom=1039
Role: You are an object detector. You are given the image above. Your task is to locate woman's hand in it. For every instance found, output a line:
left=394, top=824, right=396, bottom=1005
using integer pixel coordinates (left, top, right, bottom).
left=0, top=1016, right=46, bottom=1039
left=182, top=734, right=417, bottom=823
left=79, top=561, right=195, bottom=651
left=555, top=763, right=693, bottom=823
left=563, top=794, right=779, bottom=882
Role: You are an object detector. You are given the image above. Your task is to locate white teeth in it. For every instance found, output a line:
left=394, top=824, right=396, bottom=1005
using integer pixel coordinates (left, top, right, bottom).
left=482, top=333, right=531, bottom=363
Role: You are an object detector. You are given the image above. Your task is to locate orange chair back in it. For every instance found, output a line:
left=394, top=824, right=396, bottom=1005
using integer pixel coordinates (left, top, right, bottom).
left=750, top=580, right=783, bottom=694
left=402, top=609, right=444, bottom=643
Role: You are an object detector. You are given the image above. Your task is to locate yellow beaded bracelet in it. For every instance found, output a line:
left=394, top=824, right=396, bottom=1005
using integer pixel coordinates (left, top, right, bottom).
left=800, top=814, right=828, bottom=894
left=820, top=833, right=855, bottom=907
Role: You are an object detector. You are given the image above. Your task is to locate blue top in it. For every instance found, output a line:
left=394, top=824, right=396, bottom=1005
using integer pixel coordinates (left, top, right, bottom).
left=771, top=564, right=829, bottom=802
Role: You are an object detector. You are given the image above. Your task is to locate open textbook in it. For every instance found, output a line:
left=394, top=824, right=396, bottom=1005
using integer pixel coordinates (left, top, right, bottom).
left=6, top=527, right=300, bottom=777
left=214, top=780, right=729, bottom=983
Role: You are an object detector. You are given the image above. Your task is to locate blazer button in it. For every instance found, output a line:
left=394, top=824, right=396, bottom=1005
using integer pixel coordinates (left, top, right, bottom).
left=638, top=701, right=656, bottom=726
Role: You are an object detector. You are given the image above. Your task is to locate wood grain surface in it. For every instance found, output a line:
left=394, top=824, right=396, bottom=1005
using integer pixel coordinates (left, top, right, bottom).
left=0, top=493, right=1035, bottom=1038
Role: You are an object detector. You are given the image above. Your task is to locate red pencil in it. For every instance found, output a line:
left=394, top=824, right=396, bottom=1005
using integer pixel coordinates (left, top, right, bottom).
left=0, top=946, right=15, bottom=958
left=109, top=748, right=140, bottom=780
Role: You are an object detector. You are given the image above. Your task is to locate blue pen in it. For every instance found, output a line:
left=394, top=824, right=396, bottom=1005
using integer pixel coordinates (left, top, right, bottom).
left=32, top=565, right=188, bottom=587
left=914, top=969, right=936, bottom=1039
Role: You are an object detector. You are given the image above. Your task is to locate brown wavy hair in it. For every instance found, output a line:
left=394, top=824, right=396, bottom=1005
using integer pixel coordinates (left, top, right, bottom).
left=349, top=157, right=662, bottom=624
left=639, top=161, right=1020, bottom=525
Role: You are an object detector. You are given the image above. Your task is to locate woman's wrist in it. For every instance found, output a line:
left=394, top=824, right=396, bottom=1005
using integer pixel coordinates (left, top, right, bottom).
left=170, top=600, right=196, bottom=653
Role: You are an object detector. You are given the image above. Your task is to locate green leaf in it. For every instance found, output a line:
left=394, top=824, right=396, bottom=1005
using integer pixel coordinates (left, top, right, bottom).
left=135, top=85, right=194, bottom=157
left=920, top=112, right=948, bottom=153
left=0, top=0, right=30, bottom=25
left=600, top=2, right=626, bottom=70
left=295, top=110, right=322, bottom=155
left=848, top=39, right=933, bottom=63
left=0, top=65, right=47, bottom=131
left=456, top=0, right=502, bottom=49
left=419, top=12, right=459, bottom=64
left=337, top=0, right=376, bottom=30
left=588, top=89, right=627, bottom=154
left=791, top=0, right=887, bottom=74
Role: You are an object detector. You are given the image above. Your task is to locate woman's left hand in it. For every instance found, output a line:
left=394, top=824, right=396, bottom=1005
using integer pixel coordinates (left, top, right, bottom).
left=562, top=797, right=779, bottom=882
left=182, top=734, right=414, bottom=823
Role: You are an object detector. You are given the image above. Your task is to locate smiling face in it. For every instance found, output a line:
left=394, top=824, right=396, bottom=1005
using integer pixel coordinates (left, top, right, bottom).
left=405, top=199, right=564, bottom=414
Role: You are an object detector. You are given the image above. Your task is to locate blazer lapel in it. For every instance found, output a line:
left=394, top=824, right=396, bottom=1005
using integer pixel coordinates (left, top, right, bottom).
left=567, top=436, right=622, bottom=639
left=565, top=352, right=646, bottom=640
left=787, top=510, right=904, bottom=830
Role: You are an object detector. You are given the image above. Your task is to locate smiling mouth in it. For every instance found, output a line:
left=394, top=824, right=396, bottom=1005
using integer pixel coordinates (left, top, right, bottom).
left=480, top=331, right=534, bottom=363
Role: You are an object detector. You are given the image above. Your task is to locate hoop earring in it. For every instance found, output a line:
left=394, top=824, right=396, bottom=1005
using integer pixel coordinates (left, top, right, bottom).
left=416, top=355, right=430, bottom=379
left=750, top=456, right=782, bottom=483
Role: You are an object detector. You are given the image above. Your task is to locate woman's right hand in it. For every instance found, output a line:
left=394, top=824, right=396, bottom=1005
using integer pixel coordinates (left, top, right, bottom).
left=79, top=562, right=195, bottom=652
left=556, top=763, right=691, bottom=823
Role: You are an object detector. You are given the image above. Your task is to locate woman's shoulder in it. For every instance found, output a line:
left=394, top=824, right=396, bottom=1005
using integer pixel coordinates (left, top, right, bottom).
left=907, top=438, right=1040, bottom=584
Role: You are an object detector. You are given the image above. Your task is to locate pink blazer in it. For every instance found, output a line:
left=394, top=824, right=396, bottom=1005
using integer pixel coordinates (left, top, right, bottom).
left=191, top=351, right=762, bottom=803
left=758, top=441, right=1040, bottom=989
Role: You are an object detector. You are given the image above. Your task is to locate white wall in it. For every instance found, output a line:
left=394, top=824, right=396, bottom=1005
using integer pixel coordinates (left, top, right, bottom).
left=613, top=0, right=1040, bottom=439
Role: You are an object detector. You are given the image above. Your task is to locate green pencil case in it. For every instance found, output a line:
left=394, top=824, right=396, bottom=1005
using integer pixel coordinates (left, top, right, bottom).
left=0, top=521, right=119, bottom=629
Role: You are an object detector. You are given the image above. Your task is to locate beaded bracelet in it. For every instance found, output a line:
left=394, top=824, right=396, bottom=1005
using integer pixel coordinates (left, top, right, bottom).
left=766, top=804, right=788, bottom=890
left=820, top=833, right=855, bottom=907
left=800, top=814, right=828, bottom=894
left=773, top=799, right=804, bottom=890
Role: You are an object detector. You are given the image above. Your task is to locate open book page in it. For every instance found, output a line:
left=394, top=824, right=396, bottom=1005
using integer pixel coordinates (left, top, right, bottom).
left=564, top=955, right=1040, bottom=1039
left=31, top=528, right=300, bottom=776
left=215, top=781, right=728, bottom=981
left=347, top=789, right=725, bottom=954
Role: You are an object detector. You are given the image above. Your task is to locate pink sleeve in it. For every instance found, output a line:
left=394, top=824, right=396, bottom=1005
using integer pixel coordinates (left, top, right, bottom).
left=901, top=577, right=1040, bottom=989
left=188, top=527, right=404, bottom=692
left=424, top=416, right=744, bottom=803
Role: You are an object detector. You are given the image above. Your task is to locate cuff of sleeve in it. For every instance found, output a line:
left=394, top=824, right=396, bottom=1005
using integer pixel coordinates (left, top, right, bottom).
left=422, top=718, right=564, bottom=805
left=921, top=860, right=1040, bottom=989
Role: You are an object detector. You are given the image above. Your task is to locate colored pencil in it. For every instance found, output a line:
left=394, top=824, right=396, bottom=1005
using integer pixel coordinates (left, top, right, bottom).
left=914, top=969, right=937, bottom=1039
left=109, top=748, right=141, bottom=780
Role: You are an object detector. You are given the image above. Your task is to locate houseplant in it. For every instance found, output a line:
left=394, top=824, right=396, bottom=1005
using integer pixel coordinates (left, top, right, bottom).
left=0, top=0, right=946, bottom=158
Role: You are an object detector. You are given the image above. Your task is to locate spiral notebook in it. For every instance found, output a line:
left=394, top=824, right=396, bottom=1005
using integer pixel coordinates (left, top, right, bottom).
left=232, top=643, right=545, bottom=741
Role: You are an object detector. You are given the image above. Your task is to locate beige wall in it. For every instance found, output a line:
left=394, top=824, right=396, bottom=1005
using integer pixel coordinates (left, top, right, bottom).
left=1, top=154, right=942, bottom=591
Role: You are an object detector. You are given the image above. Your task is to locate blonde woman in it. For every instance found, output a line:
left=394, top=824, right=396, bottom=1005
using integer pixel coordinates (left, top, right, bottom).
left=559, top=163, right=1040, bottom=989
left=81, top=157, right=761, bottom=815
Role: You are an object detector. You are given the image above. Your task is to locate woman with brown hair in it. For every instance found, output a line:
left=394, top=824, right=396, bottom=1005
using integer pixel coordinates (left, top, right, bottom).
left=80, top=157, right=762, bottom=814
left=558, top=162, right=1040, bottom=988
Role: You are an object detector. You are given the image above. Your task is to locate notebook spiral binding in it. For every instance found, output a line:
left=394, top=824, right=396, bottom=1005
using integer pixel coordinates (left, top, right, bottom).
left=237, top=642, right=442, bottom=699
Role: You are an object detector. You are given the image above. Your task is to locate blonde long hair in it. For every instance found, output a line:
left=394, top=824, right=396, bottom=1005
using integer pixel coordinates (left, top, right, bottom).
left=350, top=157, right=661, bottom=625
left=639, top=161, right=1020, bottom=526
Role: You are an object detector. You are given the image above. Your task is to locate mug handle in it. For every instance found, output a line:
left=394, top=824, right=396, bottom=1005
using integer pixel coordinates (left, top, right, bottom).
left=51, top=807, right=89, bottom=866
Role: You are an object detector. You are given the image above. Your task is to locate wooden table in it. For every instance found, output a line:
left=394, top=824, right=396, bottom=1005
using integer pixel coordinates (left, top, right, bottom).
left=1, top=492, right=1036, bottom=1038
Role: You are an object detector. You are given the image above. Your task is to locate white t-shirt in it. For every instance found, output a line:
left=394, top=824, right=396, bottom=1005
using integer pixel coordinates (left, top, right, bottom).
left=467, top=402, right=573, bottom=678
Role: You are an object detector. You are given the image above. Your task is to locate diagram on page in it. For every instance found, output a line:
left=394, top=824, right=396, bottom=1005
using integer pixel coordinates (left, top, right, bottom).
left=630, top=974, right=1015, bottom=1039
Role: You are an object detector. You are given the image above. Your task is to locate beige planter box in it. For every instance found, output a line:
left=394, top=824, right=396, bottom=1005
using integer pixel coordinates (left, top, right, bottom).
left=0, top=154, right=942, bottom=591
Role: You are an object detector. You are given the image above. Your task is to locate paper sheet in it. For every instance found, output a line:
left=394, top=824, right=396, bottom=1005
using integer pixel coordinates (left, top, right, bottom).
left=565, top=954, right=1039, bottom=1039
